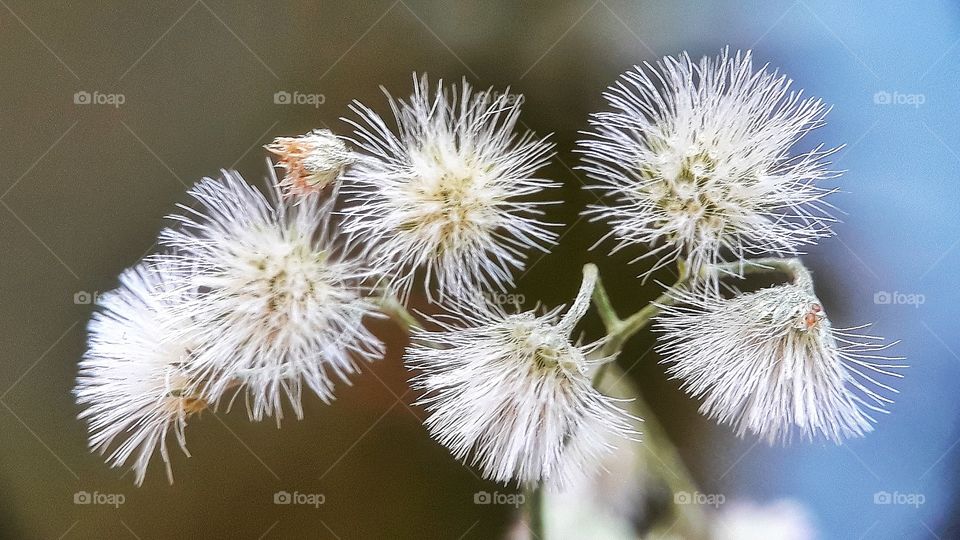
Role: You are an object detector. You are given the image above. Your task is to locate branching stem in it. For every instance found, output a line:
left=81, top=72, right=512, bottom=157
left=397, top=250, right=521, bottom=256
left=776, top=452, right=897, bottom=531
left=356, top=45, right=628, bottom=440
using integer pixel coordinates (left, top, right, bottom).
left=383, top=258, right=807, bottom=539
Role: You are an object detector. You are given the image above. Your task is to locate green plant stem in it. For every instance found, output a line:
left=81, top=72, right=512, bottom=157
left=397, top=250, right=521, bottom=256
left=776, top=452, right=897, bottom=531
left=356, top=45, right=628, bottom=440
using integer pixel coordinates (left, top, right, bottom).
left=525, top=484, right=544, bottom=539
left=587, top=263, right=622, bottom=329
left=378, top=295, right=422, bottom=333
left=588, top=263, right=682, bottom=359
left=712, top=256, right=808, bottom=283
left=593, top=366, right=708, bottom=539
left=587, top=267, right=708, bottom=538
left=600, top=290, right=674, bottom=359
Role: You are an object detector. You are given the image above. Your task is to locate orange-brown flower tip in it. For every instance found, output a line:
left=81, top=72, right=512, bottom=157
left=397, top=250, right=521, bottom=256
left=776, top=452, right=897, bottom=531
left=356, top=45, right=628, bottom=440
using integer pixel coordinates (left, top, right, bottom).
left=266, top=129, right=355, bottom=197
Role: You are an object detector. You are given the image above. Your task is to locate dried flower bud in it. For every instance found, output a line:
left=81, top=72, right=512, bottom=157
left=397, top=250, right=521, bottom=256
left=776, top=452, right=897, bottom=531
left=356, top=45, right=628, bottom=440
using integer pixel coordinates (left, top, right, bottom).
left=267, top=129, right=355, bottom=197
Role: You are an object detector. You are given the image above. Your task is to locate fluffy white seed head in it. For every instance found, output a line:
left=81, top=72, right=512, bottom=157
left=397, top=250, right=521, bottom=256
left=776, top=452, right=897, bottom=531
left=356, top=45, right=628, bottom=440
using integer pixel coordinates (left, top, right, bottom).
left=75, top=263, right=206, bottom=485
left=342, top=74, right=559, bottom=302
left=654, top=270, right=904, bottom=443
left=266, top=129, right=355, bottom=198
left=579, top=49, right=839, bottom=287
left=404, top=267, right=635, bottom=488
left=158, top=170, right=384, bottom=422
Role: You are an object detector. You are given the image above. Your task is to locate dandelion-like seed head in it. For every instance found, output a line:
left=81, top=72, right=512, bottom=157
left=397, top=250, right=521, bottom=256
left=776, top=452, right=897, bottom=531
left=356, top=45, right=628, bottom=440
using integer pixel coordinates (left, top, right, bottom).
left=511, top=315, right=583, bottom=374
left=405, top=268, right=635, bottom=487
left=159, top=171, right=384, bottom=421
left=655, top=266, right=904, bottom=443
left=267, top=129, right=355, bottom=197
left=579, top=49, right=838, bottom=285
left=74, top=263, right=206, bottom=485
left=343, top=74, right=559, bottom=301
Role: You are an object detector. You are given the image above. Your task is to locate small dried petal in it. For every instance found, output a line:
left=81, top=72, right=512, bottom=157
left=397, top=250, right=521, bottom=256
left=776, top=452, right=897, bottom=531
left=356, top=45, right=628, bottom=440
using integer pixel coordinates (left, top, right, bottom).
left=267, top=129, right=354, bottom=197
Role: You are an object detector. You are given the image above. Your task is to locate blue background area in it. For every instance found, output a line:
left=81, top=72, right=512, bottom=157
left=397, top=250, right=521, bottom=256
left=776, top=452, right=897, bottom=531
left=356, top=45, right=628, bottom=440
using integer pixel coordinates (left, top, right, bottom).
left=656, top=2, right=960, bottom=538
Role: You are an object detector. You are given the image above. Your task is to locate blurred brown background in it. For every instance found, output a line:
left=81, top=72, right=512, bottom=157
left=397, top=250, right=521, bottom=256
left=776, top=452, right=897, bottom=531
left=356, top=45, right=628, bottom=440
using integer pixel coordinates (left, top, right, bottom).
left=1, top=1, right=956, bottom=538
left=0, top=2, right=678, bottom=538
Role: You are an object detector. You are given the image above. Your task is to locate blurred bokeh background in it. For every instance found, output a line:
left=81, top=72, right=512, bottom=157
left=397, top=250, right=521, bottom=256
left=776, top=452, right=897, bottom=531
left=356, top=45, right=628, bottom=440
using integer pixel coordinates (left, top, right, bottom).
left=1, top=1, right=958, bottom=538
